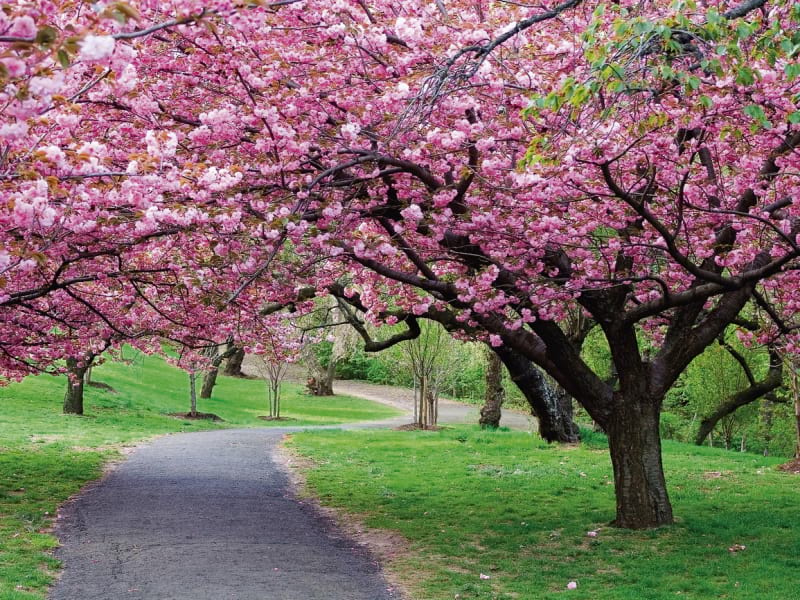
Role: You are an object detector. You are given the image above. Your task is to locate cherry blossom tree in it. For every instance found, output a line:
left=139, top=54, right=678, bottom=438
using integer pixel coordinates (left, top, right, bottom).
left=3, top=0, right=800, bottom=528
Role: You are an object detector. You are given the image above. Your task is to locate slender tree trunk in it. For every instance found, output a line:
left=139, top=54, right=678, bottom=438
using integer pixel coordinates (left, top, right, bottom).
left=273, top=381, right=281, bottom=418
left=223, top=347, right=245, bottom=377
left=495, top=347, right=580, bottom=443
left=200, top=367, right=219, bottom=399
left=480, top=350, right=504, bottom=428
left=605, top=397, right=673, bottom=529
left=63, top=357, right=89, bottom=415
left=189, top=372, right=198, bottom=417
left=427, top=388, right=436, bottom=427
left=418, top=376, right=424, bottom=428
left=412, top=378, right=418, bottom=424
left=795, top=391, right=800, bottom=459
left=84, top=363, right=93, bottom=386
left=790, top=362, right=800, bottom=459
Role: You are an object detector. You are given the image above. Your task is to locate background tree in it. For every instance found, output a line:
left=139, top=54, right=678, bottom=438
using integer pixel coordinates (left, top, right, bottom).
left=479, top=347, right=505, bottom=429
left=223, top=346, right=246, bottom=377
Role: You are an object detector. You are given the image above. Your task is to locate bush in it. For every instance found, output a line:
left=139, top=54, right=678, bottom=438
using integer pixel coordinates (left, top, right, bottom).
left=659, top=412, right=683, bottom=440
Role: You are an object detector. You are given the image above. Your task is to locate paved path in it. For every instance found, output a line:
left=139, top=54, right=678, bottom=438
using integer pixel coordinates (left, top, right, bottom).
left=50, top=428, right=400, bottom=600
left=51, top=373, right=535, bottom=599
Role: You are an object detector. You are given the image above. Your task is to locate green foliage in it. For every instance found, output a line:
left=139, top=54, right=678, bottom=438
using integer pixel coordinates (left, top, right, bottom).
left=291, top=426, right=799, bottom=600
left=0, top=353, right=401, bottom=598
left=335, top=348, right=393, bottom=383
left=664, top=337, right=794, bottom=455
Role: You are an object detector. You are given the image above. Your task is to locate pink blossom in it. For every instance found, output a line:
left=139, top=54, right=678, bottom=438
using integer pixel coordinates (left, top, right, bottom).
left=79, top=35, right=116, bottom=62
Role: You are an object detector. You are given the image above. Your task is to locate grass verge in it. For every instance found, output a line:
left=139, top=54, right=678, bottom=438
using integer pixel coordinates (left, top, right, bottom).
left=0, top=352, right=401, bottom=599
left=288, top=426, right=800, bottom=600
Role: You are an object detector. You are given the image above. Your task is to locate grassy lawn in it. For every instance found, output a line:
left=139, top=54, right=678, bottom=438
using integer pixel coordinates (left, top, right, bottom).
left=0, top=352, right=401, bottom=599
left=289, top=427, right=799, bottom=600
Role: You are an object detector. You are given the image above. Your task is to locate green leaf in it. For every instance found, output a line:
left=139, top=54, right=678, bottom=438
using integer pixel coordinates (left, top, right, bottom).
left=788, top=111, right=800, bottom=124
left=57, top=49, right=71, bottom=69
left=736, top=66, right=755, bottom=86
left=743, top=104, right=766, bottom=120
left=35, top=26, right=58, bottom=47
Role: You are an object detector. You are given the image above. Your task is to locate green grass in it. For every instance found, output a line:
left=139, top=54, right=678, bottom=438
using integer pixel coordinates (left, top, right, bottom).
left=289, top=427, right=800, bottom=600
left=0, top=352, right=401, bottom=599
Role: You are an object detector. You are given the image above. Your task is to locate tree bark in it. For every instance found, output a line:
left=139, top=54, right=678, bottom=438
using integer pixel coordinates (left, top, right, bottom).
left=63, top=357, right=89, bottom=415
left=495, top=346, right=580, bottom=443
left=189, top=372, right=198, bottom=417
left=312, top=358, right=336, bottom=396
left=200, top=367, right=219, bottom=399
left=223, top=346, right=245, bottom=377
left=795, top=389, right=800, bottom=459
left=606, top=397, right=674, bottom=529
left=480, top=349, right=504, bottom=428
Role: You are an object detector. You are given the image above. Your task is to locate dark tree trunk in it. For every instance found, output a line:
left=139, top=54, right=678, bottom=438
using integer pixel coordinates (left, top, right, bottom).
left=223, top=347, right=245, bottom=377
left=495, top=347, right=580, bottom=443
left=606, top=397, right=673, bottom=529
left=480, top=349, right=504, bottom=428
left=63, top=357, right=89, bottom=415
left=313, top=376, right=334, bottom=396
left=313, top=358, right=336, bottom=396
left=200, top=367, right=219, bottom=399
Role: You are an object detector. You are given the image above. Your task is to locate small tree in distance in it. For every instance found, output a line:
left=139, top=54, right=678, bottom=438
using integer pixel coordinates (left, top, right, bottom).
left=251, top=326, right=301, bottom=420
left=254, top=355, right=288, bottom=420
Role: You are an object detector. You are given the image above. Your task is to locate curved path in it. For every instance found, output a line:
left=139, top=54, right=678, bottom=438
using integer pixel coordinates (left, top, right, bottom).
left=329, top=378, right=535, bottom=431
left=50, top=375, right=534, bottom=599
left=50, top=428, right=400, bottom=600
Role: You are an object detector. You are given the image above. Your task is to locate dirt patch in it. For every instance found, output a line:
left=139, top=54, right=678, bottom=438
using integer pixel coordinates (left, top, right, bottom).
left=702, top=470, right=732, bottom=479
left=257, top=415, right=295, bottom=422
left=777, top=458, right=800, bottom=474
left=275, top=437, right=412, bottom=600
left=168, top=412, right=224, bottom=422
left=393, top=423, right=444, bottom=432
left=87, top=381, right=116, bottom=393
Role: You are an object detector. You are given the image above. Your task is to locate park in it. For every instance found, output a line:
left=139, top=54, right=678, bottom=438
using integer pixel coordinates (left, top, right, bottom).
left=1, top=0, right=799, bottom=598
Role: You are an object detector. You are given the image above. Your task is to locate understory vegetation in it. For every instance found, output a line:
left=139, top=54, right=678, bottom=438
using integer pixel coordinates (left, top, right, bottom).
left=0, top=353, right=400, bottom=599
left=289, top=426, right=799, bottom=600
left=321, top=324, right=798, bottom=457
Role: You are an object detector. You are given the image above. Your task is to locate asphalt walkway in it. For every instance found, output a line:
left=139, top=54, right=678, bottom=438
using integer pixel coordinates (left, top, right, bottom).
left=50, top=374, right=536, bottom=599
left=50, top=428, right=400, bottom=600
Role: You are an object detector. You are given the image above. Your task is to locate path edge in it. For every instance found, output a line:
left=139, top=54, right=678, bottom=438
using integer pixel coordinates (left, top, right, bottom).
left=274, top=435, right=413, bottom=600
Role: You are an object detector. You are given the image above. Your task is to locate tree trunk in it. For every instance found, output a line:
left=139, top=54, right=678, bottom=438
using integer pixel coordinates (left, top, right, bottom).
left=63, top=357, right=88, bottom=415
left=480, top=349, right=504, bottom=428
left=311, top=358, right=336, bottom=396
left=189, top=372, right=198, bottom=417
left=795, top=391, right=800, bottom=459
left=200, top=367, right=219, bottom=399
left=427, top=387, right=437, bottom=427
left=418, top=375, right=428, bottom=428
left=606, top=397, right=674, bottom=529
left=495, top=347, right=580, bottom=443
left=223, top=346, right=245, bottom=377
